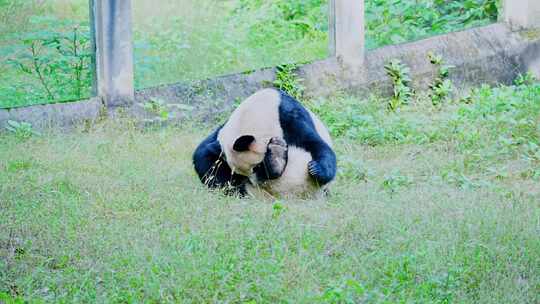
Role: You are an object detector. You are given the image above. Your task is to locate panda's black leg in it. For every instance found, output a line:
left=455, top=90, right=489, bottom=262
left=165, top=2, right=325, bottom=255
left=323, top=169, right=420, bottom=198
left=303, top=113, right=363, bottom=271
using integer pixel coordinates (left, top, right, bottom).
left=254, top=137, right=288, bottom=182
left=193, top=139, right=223, bottom=184
left=307, top=142, right=337, bottom=186
left=193, top=127, right=248, bottom=195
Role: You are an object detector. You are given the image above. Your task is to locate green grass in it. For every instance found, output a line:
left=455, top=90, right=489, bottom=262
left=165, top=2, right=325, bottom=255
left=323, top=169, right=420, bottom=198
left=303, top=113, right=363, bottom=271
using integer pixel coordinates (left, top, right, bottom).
left=1, top=82, right=539, bottom=303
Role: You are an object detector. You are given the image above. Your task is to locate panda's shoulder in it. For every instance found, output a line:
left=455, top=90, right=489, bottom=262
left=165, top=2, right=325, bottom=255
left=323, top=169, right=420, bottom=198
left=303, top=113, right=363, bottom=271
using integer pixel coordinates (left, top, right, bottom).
left=243, top=88, right=281, bottom=107
left=277, top=91, right=314, bottom=125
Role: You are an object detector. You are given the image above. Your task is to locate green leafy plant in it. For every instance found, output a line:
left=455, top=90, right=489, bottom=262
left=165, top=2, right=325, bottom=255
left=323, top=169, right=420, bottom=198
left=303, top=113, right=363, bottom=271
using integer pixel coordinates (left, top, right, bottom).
left=6, top=120, right=39, bottom=139
left=428, top=52, right=455, bottom=105
left=320, top=285, right=357, bottom=304
left=384, top=59, right=413, bottom=110
left=140, top=98, right=172, bottom=120
left=273, top=63, right=305, bottom=100
left=523, top=142, right=540, bottom=161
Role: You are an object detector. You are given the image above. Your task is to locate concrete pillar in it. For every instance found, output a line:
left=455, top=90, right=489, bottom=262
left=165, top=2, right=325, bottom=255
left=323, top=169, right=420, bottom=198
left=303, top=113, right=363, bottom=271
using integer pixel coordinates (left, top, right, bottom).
left=504, top=0, right=540, bottom=30
left=90, top=0, right=135, bottom=107
left=329, top=0, right=365, bottom=66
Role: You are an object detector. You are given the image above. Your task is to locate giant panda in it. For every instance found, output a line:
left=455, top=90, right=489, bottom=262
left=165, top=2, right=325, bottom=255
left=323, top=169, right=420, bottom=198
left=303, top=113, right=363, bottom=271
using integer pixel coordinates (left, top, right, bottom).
left=193, top=88, right=336, bottom=199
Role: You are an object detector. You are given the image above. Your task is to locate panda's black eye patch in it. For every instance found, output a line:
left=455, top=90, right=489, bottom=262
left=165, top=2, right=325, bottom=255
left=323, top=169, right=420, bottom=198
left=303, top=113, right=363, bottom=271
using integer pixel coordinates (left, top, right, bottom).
left=233, top=135, right=256, bottom=152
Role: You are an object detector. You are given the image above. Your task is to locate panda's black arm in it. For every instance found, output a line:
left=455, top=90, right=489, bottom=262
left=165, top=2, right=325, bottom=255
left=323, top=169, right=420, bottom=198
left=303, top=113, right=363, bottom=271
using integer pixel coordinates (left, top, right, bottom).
left=277, top=91, right=337, bottom=185
left=192, top=126, right=248, bottom=195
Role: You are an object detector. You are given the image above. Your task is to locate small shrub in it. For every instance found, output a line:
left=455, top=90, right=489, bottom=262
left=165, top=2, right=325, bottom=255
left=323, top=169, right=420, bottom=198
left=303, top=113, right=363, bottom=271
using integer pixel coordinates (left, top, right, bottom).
left=1, top=15, right=92, bottom=106
left=514, top=72, right=538, bottom=86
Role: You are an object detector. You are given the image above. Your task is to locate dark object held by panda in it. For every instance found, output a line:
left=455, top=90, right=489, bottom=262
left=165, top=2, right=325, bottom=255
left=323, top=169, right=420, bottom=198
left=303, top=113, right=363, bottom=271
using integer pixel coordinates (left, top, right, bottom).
left=192, top=89, right=337, bottom=197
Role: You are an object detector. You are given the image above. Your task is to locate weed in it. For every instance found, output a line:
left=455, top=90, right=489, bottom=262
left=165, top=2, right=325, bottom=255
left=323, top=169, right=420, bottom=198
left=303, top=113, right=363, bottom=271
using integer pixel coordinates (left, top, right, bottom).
left=441, top=168, right=480, bottom=189
left=381, top=171, right=413, bottom=194
left=428, top=52, right=454, bottom=106
left=320, top=286, right=356, bottom=304
left=0, top=292, right=24, bottom=304
left=272, top=201, right=286, bottom=219
left=5, top=120, right=39, bottom=139
left=273, top=63, right=305, bottom=100
left=140, top=98, right=172, bottom=121
left=384, top=59, right=413, bottom=110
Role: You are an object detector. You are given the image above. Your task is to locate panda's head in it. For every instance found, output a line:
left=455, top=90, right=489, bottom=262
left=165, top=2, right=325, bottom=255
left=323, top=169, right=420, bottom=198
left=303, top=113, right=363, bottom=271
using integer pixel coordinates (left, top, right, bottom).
left=226, top=135, right=268, bottom=176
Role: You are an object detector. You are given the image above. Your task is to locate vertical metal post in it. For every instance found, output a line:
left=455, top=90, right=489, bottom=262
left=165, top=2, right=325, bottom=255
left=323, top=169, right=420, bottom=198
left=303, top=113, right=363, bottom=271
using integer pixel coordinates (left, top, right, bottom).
left=329, top=0, right=365, bottom=66
left=90, top=0, right=135, bottom=107
left=504, top=0, right=540, bottom=30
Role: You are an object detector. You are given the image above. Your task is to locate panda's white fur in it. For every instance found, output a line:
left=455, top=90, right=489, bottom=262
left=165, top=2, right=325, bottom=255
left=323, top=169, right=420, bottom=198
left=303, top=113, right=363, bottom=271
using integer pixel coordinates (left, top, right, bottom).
left=217, top=88, right=333, bottom=199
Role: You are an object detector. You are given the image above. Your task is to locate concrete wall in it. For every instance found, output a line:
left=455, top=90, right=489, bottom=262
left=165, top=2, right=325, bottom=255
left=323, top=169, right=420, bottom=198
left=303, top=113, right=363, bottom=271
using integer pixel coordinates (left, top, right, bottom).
left=134, top=24, right=540, bottom=123
left=1, top=23, right=539, bottom=130
left=302, top=24, right=539, bottom=97
left=0, top=98, right=102, bottom=130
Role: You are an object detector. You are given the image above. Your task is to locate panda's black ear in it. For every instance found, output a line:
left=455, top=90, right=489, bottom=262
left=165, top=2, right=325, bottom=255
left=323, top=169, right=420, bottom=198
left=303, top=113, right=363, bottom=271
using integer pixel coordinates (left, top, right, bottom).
left=233, top=135, right=256, bottom=152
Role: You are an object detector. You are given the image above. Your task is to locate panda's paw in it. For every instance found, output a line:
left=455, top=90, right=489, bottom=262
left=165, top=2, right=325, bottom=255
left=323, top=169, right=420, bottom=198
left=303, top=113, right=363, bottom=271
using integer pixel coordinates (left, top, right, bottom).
left=308, top=160, right=333, bottom=185
left=263, top=137, right=288, bottom=178
left=268, top=137, right=287, bottom=150
left=268, top=137, right=288, bottom=159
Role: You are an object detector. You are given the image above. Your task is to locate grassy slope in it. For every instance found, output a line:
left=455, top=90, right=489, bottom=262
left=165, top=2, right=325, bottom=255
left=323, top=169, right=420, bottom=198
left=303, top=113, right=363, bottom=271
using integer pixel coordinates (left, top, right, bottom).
left=1, top=83, right=539, bottom=303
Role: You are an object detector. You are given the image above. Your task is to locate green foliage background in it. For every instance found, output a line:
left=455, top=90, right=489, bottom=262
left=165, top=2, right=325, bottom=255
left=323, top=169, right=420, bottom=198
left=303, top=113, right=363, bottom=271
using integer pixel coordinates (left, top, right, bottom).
left=0, top=0, right=499, bottom=108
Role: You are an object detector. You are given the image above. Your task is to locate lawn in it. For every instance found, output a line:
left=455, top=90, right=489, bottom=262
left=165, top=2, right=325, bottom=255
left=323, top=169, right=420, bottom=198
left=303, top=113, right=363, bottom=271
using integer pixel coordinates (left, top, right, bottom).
left=1, top=81, right=539, bottom=303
